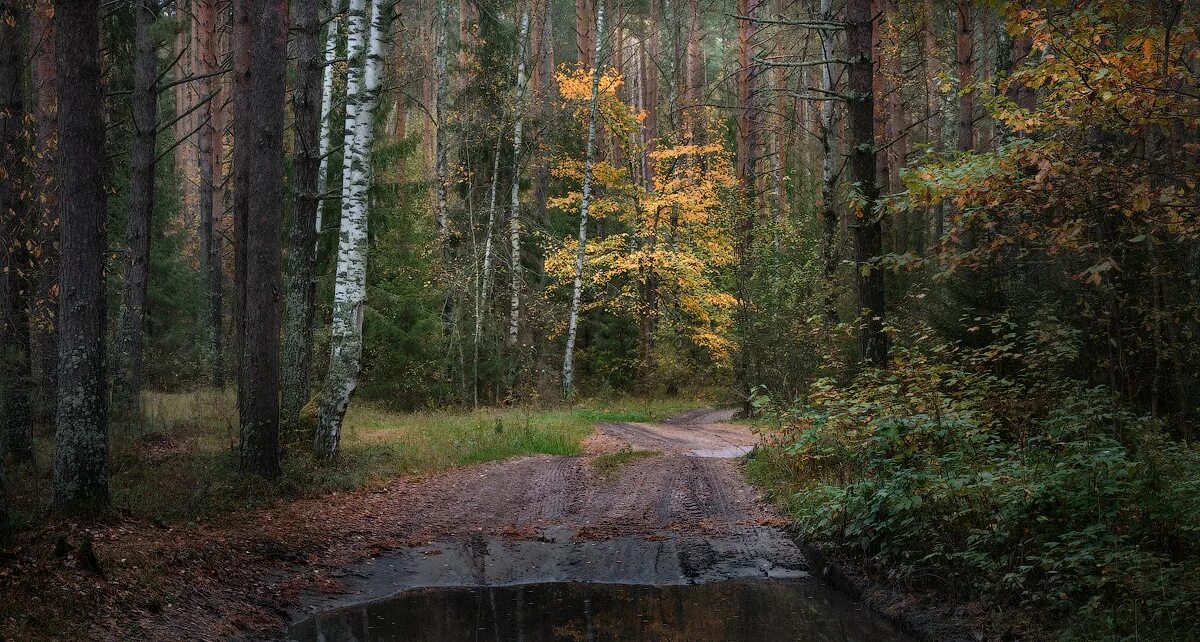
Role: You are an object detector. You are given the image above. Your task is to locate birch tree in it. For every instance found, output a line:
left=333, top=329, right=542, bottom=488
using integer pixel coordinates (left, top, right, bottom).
left=53, top=0, right=108, bottom=515
left=473, top=132, right=503, bottom=405
left=561, top=0, right=605, bottom=399
left=316, top=0, right=386, bottom=458
left=508, top=9, right=530, bottom=352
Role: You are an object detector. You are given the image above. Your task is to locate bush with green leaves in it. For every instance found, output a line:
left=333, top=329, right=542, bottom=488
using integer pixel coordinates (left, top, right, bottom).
left=749, top=316, right=1200, bottom=639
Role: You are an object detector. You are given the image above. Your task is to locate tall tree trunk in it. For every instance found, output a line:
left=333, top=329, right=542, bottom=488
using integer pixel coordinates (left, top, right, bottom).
left=317, top=3, right=341, bottom=229
left=686, top=0, right=702, bottom=140
left=113, top=0, right=159, bottom=416
left=53, top=0, right=109, bottom=515
left=433, top=0, right=449, bottom=245
left=733, top=0, right=761, bottom=409
left=316, top=0, right=385, bottom=458
left=232, top=0, right=250, bottom=407
left=1006, top=33, right=1035, bottom=110
left=1, top=0, right=32, bottom=463
left=474, top=132, right=504, bottom=405
left=575, top=0, right=595, bottom=66
left=282, top=0, right=325, bottom=435
left=923, top=0, right=945, bottom=250
left=562, top=0, right=605, bottom=399
left=29, top=0, right=58, bottom=422
left=531, top=0, right=554, bottom=238
left=818, top=0, right=840, bottom=319
left=508, top=10, right=530, bottom=358
left=955, top=0, right=974, bottom=153
left=197, top=0, right=224, bottom=389
left=847, top=0, right=887, bottom=367
left=234, top=0, right=288, bottom=476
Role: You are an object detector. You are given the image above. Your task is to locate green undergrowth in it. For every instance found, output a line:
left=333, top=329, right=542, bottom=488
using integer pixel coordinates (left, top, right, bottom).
left=591, top=449, right=661, bottom=477
left=746, top=318, right=1200, bottom=641
left=4, top=393, right=701, bottom=527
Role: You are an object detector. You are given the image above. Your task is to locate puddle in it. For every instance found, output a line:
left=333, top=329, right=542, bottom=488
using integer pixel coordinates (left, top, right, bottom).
left=289, top=580, right=910, bottom=641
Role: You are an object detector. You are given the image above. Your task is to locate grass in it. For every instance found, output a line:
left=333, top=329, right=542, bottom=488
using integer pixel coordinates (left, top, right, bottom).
left=5, top=391, right=701, bottom=527
left=591, top=449, right=661, bottom=477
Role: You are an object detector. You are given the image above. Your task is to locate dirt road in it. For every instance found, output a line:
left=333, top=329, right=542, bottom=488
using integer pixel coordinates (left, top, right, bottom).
left=288, top=410, right=907, bottom=640
left=3, top=410, right=907, bottom=640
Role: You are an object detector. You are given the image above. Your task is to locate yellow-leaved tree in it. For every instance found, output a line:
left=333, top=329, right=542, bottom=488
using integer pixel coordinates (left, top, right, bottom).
left=545, top=66, right=739, bottom=387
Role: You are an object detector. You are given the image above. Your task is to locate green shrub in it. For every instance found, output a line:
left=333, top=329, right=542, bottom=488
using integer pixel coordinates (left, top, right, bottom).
left=749, top=318, right=1200, bottom=640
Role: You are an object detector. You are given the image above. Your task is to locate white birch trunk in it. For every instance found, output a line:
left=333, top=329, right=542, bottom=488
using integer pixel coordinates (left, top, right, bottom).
left=473, top=132, right=504, bottom=405
left=316, top=0, right=385, bottom=457
left=508, top=10, right=530, bottom=348
left=561, top=0, right=605, bottom=398
left=314, top=3, right=342, bottom=246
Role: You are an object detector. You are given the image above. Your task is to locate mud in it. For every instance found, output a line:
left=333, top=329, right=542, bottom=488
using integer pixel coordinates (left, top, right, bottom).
left=287, top=410, right=908, bottom=640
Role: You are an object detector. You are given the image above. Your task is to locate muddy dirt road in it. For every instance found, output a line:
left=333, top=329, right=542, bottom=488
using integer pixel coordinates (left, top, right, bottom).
left=287, top=410, right=908, bottom=640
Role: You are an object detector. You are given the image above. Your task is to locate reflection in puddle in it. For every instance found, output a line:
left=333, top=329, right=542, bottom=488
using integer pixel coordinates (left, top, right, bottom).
left=290, top=580, right=910, bottom=641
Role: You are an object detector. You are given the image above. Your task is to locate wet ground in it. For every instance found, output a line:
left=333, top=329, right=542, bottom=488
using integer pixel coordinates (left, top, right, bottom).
left=291, top=581, right=907, bottom=642
left=286, top=410, right=910, bottom=641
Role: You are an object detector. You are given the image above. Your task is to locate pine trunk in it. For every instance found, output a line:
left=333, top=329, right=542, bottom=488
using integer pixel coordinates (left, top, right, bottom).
left=197, top=0, right=224, bottom=389
left=562, top=0, right=605, bottom=399
left=113, top=0, right=159, bottom=416
left=847, top=0, right=887, bottom=367
left=1, top=0, right=32, bottom=463
left=53, top=0, right=109, bottom=515
left=29, top=0, right=58, bottom=422
left=282, top=0, right=326, bottom=435
left=956, top=0, right=974, bottom=153
left=235, top=0, right=288, bottom=477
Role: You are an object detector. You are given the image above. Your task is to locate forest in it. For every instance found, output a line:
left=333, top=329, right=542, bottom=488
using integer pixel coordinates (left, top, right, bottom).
left=0, top=0, right=1198, bottom=639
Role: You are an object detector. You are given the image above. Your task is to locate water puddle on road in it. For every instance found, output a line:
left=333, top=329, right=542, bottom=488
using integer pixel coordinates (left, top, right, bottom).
left=289, top=579, right=910, bottom=641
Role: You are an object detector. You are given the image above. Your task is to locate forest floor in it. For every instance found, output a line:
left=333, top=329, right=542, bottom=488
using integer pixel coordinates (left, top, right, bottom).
left=0, top=406, right=922, bottom=641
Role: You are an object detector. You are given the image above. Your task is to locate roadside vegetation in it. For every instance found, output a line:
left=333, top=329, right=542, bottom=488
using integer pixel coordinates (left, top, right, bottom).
left=747, top=321, right=1200, bottom=640
left=3, top=393, right=699, bottom=528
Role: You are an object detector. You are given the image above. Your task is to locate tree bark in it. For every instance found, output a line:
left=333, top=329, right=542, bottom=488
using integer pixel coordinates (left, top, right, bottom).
left=508, top=10, right=530, bottom=356
left=232, top=0, right=250, bottom=408
left=29, top=0, right=58, bottom=422
left=53, top=0, right=109, bottom=515
left=1, top=0, right=32, bottom=463
left=818, top=0, right=840, bottom=317
left=197, top=0, right=224, bottom=390
left=433, top=0, right=449, bottom=244
left=956, top=0, right=974, bottom=153
left=848, top=0, right=887, bottom=367
left=562, top=0, right=605, bottom=399
left=113, top=0, right=159, bottom=416
left=316, top=0, right=386, bottom=458
left=282, top=0, right=326, bottom=435
left=234, top=0, right=288, bottom=476
left=575, top=0, right=595, bottom=66
left=474, top=132, right=504, bottom=405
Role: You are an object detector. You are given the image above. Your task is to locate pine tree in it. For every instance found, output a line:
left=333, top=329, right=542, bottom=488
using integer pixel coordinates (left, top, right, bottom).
left=234, top=0, right=289, bottom=476
left=53, top=0, right=109, bottom=515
